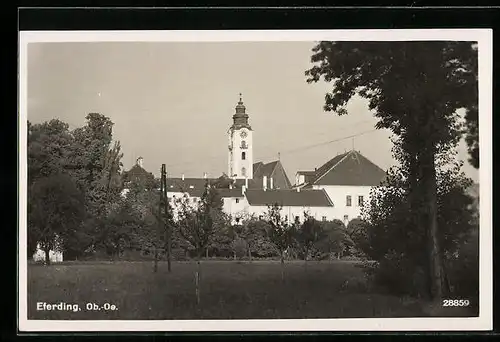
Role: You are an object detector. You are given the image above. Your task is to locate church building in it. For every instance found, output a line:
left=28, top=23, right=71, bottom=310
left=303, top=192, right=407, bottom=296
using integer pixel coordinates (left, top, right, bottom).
left=124, top=96, right=388, bottom=226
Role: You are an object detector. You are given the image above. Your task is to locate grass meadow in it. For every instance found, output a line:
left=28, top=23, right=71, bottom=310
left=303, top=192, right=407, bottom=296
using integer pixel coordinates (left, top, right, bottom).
left=27, top=260, right=477, bottom=320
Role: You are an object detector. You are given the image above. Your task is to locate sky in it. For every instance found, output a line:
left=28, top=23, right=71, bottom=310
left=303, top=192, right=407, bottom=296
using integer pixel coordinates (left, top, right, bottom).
left=27, top=41, right=479, bottom=183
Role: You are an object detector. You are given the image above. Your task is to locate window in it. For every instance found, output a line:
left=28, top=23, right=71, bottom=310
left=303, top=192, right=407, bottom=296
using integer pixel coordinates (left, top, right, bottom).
left=235, top=218, right=240, bottom=224
left=241, top=140, right=247, bottom=149
left=346, top=195, right=352, bottom=207
left=358, top=195, right=364, bottom=206
left=242, top=152, right=246, bottom=160
left=322, top=216, right=327, bottom=221
left=259, top=215, right=263, bottom=220
left=344, top=215, right=349, bottom=222
left=241, top=167, right=247, bottom=176
left=236, top=198, right=240, bottom=204
left=295, top=216, right=300, bottom=222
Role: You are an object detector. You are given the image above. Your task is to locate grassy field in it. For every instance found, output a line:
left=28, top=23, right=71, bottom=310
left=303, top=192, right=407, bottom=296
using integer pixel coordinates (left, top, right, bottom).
left=27, top=260, right=476, bottom=320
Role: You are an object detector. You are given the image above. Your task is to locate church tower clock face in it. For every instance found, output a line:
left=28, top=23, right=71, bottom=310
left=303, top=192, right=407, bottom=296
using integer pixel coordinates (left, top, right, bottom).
left=240, top=130, right=247, bottom=138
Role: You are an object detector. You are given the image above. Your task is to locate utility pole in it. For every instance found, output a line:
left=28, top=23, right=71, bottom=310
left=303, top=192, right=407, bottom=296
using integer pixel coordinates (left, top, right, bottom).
left=162, top=164, right=172, bottom=272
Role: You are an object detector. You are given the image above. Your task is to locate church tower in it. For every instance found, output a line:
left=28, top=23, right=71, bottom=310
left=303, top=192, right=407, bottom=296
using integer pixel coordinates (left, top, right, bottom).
left=228, top=94, right=253, bottom=179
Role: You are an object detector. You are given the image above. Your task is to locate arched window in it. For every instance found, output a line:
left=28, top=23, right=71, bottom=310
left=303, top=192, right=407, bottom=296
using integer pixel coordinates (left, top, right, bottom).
left=241, top=167, right=247, bottom=177
left=242, top=151, right=246, bottom=160
left=241, top=140, right=247, bottom=149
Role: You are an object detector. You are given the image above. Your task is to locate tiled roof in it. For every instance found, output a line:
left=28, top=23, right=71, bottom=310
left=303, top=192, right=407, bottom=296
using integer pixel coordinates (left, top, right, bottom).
left=309, top=150, right=387, bottom=186
left=165, top=178, right=248, bottom=198
left=297, top=171, right=316, bottom=175
left=245, top=189, right=333, bottom=207
left=166, top=178, right=214, bottom=197
left=218, top=188, right=245, bottom=198
left=233, top=178, right=261, bottom=189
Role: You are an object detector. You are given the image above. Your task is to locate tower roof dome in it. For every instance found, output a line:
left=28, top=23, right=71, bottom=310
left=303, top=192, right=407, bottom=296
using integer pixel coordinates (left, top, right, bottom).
left=231, top=93, right=252, bottom=130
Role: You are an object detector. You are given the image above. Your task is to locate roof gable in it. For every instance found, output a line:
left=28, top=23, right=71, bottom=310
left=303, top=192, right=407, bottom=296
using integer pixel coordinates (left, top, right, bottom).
left=253, top=160, right=278, bottom=179
left=253, top=162, right=264, bottom=175
left=252, top=160, right=292, bottom=189
left=313, top=150, right=387, bottom=186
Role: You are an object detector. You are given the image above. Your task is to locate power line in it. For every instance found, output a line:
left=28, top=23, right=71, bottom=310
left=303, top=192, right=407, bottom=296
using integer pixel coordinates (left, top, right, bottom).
left=163, top=118, right=376, bottom=171
left=164, top=128, right=379, bottom=173
left=258, top=128, right=378, bottom=160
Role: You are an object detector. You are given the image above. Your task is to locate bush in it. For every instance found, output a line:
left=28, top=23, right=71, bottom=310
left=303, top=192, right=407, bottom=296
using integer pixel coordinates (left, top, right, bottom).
left=445, top=227, right=479, bottom=309
left=231, top=238, right=247, bottom=260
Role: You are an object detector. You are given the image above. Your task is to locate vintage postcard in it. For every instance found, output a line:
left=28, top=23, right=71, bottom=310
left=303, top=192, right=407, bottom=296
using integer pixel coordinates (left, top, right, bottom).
left=18, top=29, right=492, bottom=332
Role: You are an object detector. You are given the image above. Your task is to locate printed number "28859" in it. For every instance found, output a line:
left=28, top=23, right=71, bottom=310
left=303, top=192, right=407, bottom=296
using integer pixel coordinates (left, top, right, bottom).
left=442, top=299, right=470, bottom=307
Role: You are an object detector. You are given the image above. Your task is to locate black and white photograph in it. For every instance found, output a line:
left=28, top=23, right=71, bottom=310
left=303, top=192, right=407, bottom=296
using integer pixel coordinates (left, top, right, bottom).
left=18, top=29, right=492, bottom=332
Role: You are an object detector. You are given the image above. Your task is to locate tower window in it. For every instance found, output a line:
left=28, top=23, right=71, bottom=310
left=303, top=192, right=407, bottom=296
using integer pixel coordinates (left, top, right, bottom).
left=241, top=167, right=246, bottom=177
left=242, top=152, right=246, bottom=160
left=241, top=140, right=247, bottom=149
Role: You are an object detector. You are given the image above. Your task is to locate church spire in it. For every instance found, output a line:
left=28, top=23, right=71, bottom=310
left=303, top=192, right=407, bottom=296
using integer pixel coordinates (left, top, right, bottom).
left=231, top=92, right=252, bottom=130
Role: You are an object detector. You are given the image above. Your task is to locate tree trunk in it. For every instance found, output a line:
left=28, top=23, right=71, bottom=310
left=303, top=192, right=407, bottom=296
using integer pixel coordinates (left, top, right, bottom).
left=195, top=257, right=201, bottom=305
left=421, top=146, right=443, bottom=301
left=233, top=251, right=236, bottom=261
left=44, top=245, right=51, bottom=266
left=248, top=248, right=252, bottom=262
left=206, top=247, right=209, bottom=259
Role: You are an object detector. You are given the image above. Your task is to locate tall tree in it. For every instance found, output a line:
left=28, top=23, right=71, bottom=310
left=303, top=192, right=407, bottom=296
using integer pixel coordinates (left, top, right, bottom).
left=28, top=173, right=85, bottom=265
left=306, top=41, right=478, bottom=300
left=27, top=119, right=79, bottom=258
left=69, top=113, right=124, bottom=253
left=28, top=119, right=73, bottom=185
left=70, top=113, right=120, bottom=209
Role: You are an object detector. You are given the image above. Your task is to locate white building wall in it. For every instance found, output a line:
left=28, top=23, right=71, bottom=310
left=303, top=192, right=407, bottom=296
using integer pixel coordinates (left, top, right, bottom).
left=33, top=244, right=63, bottom=263
left=223, top=196, right=250, bottom=223
left=164, top=187, right=373, bottom=227
left=312, top=185, right=374, bottom=224
left=245, top=205, right=337, bottom=224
